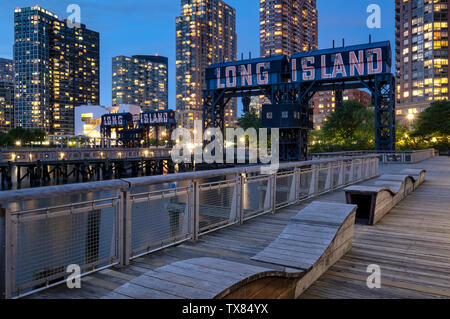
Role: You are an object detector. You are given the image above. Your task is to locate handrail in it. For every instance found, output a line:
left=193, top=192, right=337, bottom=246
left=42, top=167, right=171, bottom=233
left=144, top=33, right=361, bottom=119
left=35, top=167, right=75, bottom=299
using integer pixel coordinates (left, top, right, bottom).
left=310, top=149, right=435, bottom=156
left=0, top=155, right=379, bottom=202
left=310, top=149, right=435, bottom=164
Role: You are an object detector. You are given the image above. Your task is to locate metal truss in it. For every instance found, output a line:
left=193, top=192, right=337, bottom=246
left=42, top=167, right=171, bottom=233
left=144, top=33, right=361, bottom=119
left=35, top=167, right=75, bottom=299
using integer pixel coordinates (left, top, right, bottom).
left=202, top=74, right=396, bottom=162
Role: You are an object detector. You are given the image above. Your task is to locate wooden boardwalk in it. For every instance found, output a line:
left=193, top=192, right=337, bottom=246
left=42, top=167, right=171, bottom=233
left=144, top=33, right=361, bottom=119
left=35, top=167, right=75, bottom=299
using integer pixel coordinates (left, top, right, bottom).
left=29, top=156, right=450, bottom=299
left=301, top=156, right=450, bottom=299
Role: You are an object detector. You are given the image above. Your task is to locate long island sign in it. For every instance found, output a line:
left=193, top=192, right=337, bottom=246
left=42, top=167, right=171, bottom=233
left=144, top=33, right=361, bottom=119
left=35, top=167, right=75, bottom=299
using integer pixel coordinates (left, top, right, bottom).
left=206, top=41, right=392, bottom=89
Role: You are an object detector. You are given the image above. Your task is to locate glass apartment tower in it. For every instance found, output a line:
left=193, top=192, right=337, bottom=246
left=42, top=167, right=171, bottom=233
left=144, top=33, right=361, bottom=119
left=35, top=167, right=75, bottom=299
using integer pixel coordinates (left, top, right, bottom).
left=395, top=0, right=449, bottom=124
left=0, top=58, right=14, bottom=133
left=256, top=0, right=318, bottom=113
left=176, top=0, right=237, bottom=130
left=112, top=55, right=168, bottom=111
left=14, top=6, right=99, bottom=135
left=260, top=0, right=318, bottom=57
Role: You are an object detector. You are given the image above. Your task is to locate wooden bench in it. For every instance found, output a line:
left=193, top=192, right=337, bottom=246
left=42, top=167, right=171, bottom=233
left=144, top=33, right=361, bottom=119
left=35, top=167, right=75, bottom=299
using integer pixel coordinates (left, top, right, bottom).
left=345, top=169, right=425, bottom=225
left=250, top=201, right=357, bottom=298
left=377, top=175, right=415, bottom=196
left=102, top=201, right=357, bottom=299
left=400, top=168, right=426, bottom=189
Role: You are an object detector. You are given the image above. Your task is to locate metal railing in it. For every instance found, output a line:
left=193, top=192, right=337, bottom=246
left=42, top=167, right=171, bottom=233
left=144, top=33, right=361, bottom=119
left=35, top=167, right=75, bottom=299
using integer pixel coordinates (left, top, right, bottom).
left=0, top=147, right=172, bottom=163
left=0, top=155, right=380, bottom=299
left=310, top=149, right=435, bottom=164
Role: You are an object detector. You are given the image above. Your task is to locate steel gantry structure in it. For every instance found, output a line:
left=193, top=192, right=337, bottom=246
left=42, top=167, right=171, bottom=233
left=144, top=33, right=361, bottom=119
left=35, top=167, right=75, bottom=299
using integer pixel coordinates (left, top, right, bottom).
left=203, top=41, right=396, bottom=161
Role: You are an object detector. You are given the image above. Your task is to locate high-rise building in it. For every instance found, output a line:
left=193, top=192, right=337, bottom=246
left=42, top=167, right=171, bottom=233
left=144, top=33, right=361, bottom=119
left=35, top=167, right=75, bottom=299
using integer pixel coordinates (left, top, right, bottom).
left=112, top=55, right=168, bottom=111
left=0, top=58, right=14, bottom=133
left=0, top=58, right=14, bottom=83
left=395, top=0, right=449, bottom=125
left=260, top=0, right=318, bottom=57
left=256, top=0, right=318, bottom=116
left=14, top=6, right=99, bottom=135
left=176, top=0, right=237, bottom=130
left=311, top=89, right=372, bottom=130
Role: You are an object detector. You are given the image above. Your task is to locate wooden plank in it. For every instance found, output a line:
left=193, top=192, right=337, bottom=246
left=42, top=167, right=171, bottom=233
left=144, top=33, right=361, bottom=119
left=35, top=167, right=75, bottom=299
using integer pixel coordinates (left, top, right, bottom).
left=99, top=268, right=137, bottom=282
left=326, top=270, right=450, bottom=298
left=183, top=257, right=271, bottom=275
left=157, top=264, right=238, bottom=286
left=113, top=282, right=181, bottom=299
left=251, top=253, right=311, bottom=270
left=145, top=269, right=224, bottom=294
left=130, top=273, right=214, bottom=299
left=100, top=292, right=133, bottom=299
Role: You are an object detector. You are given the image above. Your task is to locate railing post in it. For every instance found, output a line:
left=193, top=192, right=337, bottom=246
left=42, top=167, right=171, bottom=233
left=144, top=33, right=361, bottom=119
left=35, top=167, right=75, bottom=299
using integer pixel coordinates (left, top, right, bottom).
left=0, top=209, right=3, bottom=299
left=263, top=174, right=272, bottom=212
left=232, top=173, right=244, bottom=225
left=356, top=159, right=362, bottom=181
left=338, top=161, right=345, bottom=186
left=292, top=167, right=301, bottom=203
left=349, top=160, right=355, bottom=184
left=271, top=173, right=277, bottom=214
left=374, top=158, right=379, bottom=177
left=364, top=159, right=370, bottom=178
left=309, top=164, right=319, bottom=196
left=239, top=174, right=244, bottom=224
left=120, top=189, right=132, bottom=266
left=1, top=208, right=6, bottom=299
left=324, top=162, right=332, bottom=190
left=192, top=180, right=200, bottom=241
left=4, top=208, right=15, bottom=299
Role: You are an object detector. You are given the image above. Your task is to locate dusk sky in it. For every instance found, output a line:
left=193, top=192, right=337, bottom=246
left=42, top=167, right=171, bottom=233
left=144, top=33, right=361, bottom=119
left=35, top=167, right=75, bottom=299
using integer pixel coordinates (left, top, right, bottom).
left=0, top=0, right=395, bottom=113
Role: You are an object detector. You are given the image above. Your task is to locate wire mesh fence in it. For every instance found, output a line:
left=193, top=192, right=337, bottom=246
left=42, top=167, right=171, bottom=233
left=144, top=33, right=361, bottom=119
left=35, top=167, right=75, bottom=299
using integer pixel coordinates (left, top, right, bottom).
left=198, top=178, right=239, bottom=234
left=5, top=195, right=120, bottom=298
left=299, top=167, right=313, bottom=199
left=242, top=174, right=272, bottom=220
left=275, top=170, right=296, bottom=208
left=129, top=184, right=192, bottom=258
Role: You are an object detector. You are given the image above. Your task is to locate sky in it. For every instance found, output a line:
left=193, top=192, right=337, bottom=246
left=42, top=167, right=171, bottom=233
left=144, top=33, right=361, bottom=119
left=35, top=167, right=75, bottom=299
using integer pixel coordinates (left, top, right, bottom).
left=0, top=0, right=395, bottom=113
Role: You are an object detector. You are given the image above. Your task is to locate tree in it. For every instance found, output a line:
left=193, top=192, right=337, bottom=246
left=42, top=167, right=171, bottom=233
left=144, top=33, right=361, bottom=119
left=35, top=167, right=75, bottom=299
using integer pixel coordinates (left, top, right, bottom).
left=32, top=129, right=46, bottom=143
left=413, top=100, right=450, bottom=138
left=395, top=123, right=426, bottom=150
left=0, top=127, right=47, bottom=147
left=0, top=134, right=12, bottom=146
left=320, top=100, right=375, bottom=150
left=238, top=109, right=261, bottom=130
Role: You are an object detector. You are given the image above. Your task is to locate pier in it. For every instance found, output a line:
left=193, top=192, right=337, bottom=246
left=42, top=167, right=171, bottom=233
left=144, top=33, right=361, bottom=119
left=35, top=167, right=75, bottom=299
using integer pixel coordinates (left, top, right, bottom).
left=0, top=152, right=447, bottom=299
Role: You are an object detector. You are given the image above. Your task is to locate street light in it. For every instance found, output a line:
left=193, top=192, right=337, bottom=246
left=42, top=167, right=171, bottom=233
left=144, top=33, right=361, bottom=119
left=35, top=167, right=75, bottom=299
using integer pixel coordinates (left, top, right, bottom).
left=407, top=113, right=415, bottom=121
